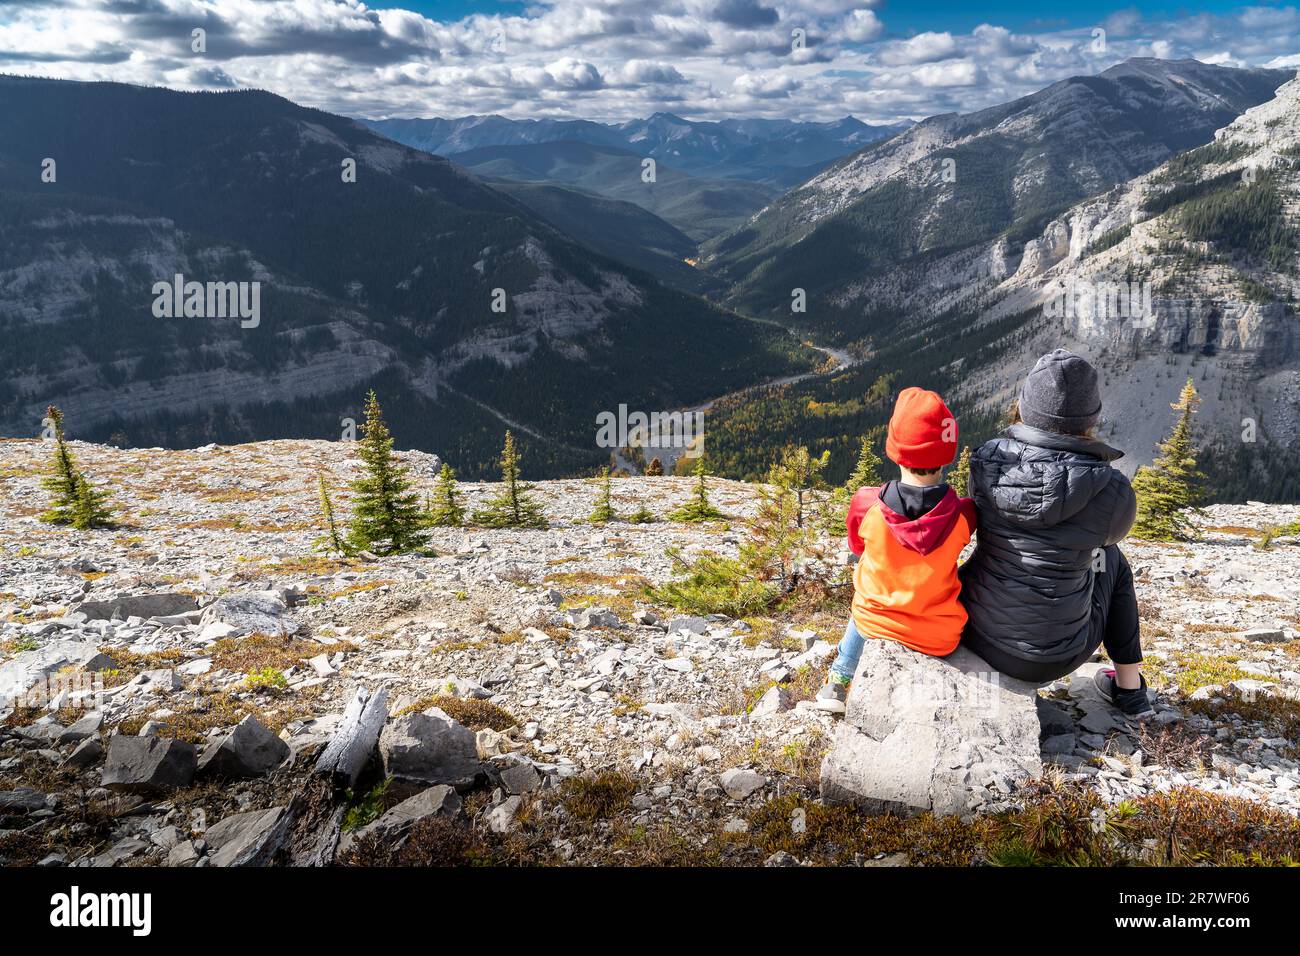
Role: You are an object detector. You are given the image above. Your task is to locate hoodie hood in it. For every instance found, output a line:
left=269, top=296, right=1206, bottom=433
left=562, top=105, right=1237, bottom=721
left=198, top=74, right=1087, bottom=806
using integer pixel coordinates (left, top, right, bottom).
left=876, top=485, right=967, bottom=555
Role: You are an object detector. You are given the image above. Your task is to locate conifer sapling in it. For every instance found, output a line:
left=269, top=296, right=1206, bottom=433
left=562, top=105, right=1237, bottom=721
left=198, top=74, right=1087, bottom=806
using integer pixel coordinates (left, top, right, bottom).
left=471, top=431, right=548, bottom=529
left=1131, top=378, right=1205, bottom=542
left=425, top=463, right=465, bottom=527
left=346, top=391, right=429, bottom=555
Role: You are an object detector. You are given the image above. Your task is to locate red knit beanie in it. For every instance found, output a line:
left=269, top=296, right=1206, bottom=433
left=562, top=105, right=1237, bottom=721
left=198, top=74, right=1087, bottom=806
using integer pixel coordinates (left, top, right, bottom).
left=885, top=387, right=958, bottom=469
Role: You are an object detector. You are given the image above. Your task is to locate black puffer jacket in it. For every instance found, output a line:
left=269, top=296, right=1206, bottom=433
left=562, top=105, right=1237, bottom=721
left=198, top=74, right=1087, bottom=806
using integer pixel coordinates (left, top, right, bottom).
left=959, top=423, right=1137, bottom=665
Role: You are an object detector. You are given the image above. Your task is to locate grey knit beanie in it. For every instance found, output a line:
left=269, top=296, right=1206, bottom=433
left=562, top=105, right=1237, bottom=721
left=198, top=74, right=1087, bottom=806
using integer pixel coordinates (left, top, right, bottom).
left=1019, top=349, right=1102, bottom=434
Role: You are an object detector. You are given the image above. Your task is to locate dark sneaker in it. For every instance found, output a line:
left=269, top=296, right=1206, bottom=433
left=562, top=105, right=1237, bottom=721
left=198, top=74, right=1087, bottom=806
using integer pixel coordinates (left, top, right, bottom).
left=815, top=680, right=849, bottom=714
left=1093, top=668, right=1155, bottom=718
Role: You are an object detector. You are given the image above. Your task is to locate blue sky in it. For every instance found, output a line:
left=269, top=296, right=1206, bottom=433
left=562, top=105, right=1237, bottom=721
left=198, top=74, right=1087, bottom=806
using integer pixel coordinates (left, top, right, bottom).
left=2, top=1, right=1298, bottom=122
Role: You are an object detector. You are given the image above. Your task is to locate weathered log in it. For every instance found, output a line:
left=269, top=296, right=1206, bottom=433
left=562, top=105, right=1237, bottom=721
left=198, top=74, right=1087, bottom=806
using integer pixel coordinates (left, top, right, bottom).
left=313, top=686, right=388, bottom=789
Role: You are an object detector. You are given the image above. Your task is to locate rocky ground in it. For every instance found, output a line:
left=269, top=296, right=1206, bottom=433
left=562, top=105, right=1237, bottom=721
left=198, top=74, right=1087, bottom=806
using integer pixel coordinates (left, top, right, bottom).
left=2, top=437, right=1299, bottom=867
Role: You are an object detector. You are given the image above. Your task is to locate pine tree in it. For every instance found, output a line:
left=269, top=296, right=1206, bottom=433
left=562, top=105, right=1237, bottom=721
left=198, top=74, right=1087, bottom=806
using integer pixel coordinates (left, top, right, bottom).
left=40, top=405, right=113, bottom=529
left=846, top=432, right=885, bottom=489
left=346, top=391, right=429, bottom=555
left=425, top=463, right=464, bottom=527
left=1131, top=378, right=1205, bottom=541
left=69, top=473, right=114, bottom=531
left=588, top=466, right=619, bottom=523
left=645, top=457, right=664, bottom=476
left=752, top=446, right=831, bottom=594
left=627, top=503, right=657, bottom=524
left=668, top=457, right=724, bottom=522
left=315, top=472, right=350, bottom=554
left=950, top=445, right=972, bottom=498
left=471, top=431, right=548, bottom=529
left=823, top=431, right=883, bottom=535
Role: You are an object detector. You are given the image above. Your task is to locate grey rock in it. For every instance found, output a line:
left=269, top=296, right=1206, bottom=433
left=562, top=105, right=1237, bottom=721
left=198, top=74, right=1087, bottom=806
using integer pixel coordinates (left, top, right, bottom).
left=499, top=761, right=542, bottom=795
left=0, top=787, right=48, bottom=813
left=379, top=707, right=481, bottom=787
left=669, top=615, right=710, bottom=635
left=342, top=785, right=461, bottom=852
left=1035, top=697, right=1075, bottom=737
left=820, top=640, right=1042, bottom=816
left=720, top=768, right=766, bottom=799
left=75, top=593, right=198, bottom=621
left=166, top=841, right=201, bottom=867
left=101, top=736, right=197, bottom=795
left=1242, top=627, right=1286, bottom=643
left=486, top=795, right=522, bottom=833
left=198, top=714, right=290, bottom=778
left=89, top=837, right=151, bottom=867
left=57, top=711, right=103, bottom=744
left=764, top=850, right=800, bottom=867
left=1041, top=733, right=1077, bottom=755
left=204, top=806, right=290, bottom=867
left=61, top=737, right=104, bottom=770
left=1079, top=709, right=1121, bottom=735
left=199, top=591, right=296, bottom=637
left=0, top=640, right=111, bottom=714
left=750, top=685, right=792, bottom=718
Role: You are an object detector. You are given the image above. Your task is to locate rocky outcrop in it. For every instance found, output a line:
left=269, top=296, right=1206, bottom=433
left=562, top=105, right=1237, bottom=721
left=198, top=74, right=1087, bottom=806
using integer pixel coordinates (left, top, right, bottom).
left=101, top=736, right=197, bottom=795
left=379, top=707, right=482, bottom=790
left=820, top=640, right=1042, bottom=817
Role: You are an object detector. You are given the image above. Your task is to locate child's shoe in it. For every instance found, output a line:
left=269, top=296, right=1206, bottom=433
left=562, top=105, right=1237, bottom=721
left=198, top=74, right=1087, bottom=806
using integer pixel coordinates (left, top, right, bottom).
left=815, top=677, right=850, bottom=714
left=1093, top=668, right=1155, bottom=718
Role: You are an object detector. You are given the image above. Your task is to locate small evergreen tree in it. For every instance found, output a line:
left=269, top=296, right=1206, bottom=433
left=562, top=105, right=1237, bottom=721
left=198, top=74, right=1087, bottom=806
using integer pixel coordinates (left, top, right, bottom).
left=588, top=466, right=619, bottom=523
left=950, top=445, right=972, bottom=498
left=425, top=463, right=464, bottom=527
left=1131, top=378, right=1205, bottom=541
left=645, top=457, right=664, bottom=476
left=315, top=472, right=350, bottom=555
left=346, top=391, right=429, bottom=555
left=69, top=473, right=114, bottom=531
left=627, top=503, right=657, bottom=524
left=846, top=432, right=885, bottom=489
left=471, top=431, right=548, bottom=529
left=824, top=430, right=884, bottom=535
left=40, top=405, right=114, bottom=529
left=668, top=457, right=724, bottom=522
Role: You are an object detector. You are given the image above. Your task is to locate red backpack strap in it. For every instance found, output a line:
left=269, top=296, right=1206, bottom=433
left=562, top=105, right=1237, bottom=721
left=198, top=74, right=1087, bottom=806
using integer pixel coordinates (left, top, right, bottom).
left=846, top=486, right=882, bottom=556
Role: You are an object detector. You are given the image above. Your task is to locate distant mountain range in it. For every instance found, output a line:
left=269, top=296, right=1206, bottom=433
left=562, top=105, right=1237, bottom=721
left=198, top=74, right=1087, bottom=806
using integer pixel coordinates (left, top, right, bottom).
left=696, top=60, right=1300, bottom=500
left=701, top=59, right=1294, bottom=327
left=365, top=112, right=912, bottom=188
left=0, top=76, right=814, bottom=477
left=449, top=140, right=778, bottom=244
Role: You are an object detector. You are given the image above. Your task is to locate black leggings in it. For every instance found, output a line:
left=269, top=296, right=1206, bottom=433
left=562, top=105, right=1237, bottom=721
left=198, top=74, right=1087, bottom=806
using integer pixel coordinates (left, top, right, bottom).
left=963, top=545, right=1143, bottom=685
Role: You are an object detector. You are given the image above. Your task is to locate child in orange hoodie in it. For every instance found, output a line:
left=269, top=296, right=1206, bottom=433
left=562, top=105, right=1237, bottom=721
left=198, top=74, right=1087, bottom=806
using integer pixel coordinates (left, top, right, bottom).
left=815, top=387, right=976, bottom=714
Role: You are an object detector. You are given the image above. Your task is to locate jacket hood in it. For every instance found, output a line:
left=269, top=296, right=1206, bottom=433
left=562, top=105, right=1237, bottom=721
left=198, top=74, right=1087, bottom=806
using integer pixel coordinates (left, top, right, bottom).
left=876, top=486, right=967, bottom=555
left=1005, top=423, right=1125, bottom=461
left=972, top=424, right=1126, bottom=531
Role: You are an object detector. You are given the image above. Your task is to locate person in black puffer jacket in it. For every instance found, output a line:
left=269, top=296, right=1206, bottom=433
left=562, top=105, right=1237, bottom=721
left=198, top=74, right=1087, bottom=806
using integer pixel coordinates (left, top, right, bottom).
left=959, top=349, right=1153, bottom=716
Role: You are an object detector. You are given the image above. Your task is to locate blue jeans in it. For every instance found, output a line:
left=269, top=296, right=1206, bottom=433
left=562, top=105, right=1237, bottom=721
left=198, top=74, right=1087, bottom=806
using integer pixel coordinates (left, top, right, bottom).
left=830, top=618, right=867, bottom=683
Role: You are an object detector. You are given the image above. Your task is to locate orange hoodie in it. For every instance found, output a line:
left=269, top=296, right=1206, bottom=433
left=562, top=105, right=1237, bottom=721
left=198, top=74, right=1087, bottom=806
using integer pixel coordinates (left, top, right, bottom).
left=846, top=485, right=976, bottom=657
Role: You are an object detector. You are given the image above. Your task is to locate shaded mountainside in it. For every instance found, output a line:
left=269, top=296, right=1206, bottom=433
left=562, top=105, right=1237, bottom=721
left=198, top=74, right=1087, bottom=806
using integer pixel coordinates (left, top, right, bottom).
left=0, top=75, right=816, bottom=477
left=365, top=111, right=911, bottom=188
left=702, top=59, right=1293, bottom=330
left=485, top=181, right=720, bottom=295
left=448, top=140, right=779, bottom=243
left=699, top=67, right=1300, bottom=502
